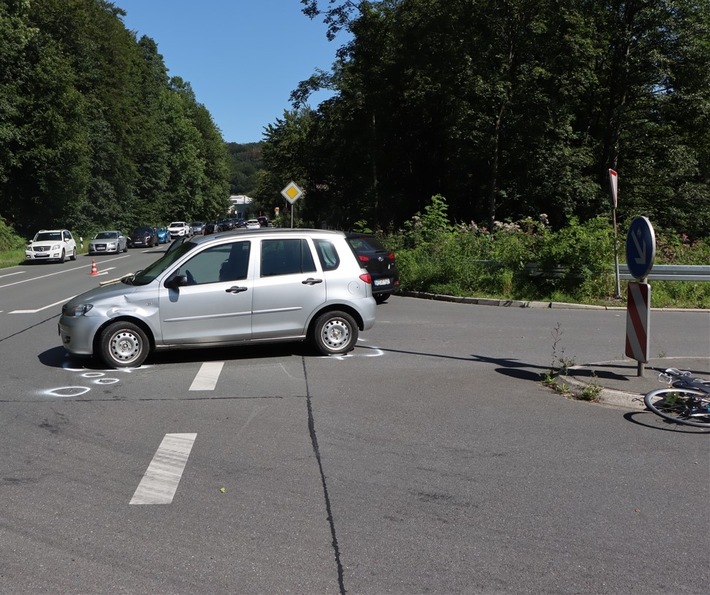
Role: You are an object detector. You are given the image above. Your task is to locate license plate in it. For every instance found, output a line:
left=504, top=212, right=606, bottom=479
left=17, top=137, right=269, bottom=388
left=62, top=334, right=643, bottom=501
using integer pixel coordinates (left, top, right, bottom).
left=374, top=278, right=391, bottom=286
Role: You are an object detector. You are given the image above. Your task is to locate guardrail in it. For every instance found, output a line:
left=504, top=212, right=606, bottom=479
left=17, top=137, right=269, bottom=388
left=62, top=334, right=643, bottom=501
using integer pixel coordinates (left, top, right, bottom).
left=619, top=264, right=710, bottom=281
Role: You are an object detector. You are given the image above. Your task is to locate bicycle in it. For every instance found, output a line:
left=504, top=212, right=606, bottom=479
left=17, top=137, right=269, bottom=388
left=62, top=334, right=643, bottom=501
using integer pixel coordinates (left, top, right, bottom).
left=644, top=368, right=710, bottom=428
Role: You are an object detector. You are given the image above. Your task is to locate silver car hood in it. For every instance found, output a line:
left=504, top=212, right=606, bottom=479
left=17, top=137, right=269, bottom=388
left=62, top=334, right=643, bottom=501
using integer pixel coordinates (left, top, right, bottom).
left=63, top=281, right=143, bottom=309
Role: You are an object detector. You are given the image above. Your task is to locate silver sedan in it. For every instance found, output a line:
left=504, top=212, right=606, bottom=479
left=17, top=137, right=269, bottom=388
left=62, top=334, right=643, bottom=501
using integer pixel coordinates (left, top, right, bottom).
left=88, top=230, right=128, bottom=255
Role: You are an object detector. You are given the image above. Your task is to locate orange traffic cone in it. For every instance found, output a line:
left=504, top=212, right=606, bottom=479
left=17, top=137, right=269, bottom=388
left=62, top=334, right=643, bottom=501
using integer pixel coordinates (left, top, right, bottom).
left=90, top=259, right=98, bottom=276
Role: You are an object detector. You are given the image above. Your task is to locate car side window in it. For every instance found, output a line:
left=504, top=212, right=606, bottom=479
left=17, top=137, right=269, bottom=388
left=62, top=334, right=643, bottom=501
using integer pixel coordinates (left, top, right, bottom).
left=261, top=239, right=316, bottom=277
left=219, top=241, right=251, bottom=281
left=178, top=243, right=242, bottom=285
left=314, top=240, right=340, bottom=271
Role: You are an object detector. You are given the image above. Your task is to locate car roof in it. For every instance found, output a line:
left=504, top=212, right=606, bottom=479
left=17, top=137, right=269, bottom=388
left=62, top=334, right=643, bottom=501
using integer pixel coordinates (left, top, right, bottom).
left=187, top=227, right=345, bottom=246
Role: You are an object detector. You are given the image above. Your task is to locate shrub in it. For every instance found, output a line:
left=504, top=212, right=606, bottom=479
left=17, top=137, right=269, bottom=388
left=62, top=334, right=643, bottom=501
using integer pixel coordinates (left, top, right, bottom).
left=383, top=194, right=710, bottom=307
left=0, top=218, right=26, bottom=251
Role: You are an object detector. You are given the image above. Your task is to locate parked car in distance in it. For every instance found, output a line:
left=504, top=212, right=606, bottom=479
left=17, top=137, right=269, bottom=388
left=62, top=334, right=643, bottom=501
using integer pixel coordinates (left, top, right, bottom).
left=25, top=229, right=77, bottom=263
left=168, top=221, right=191, bottom=239
left=346, top=233, right=399, bottom=304
left=88, top=230, right=127, bottom=255
left=203, top=222, right=223, bottom=236
left=190, top=221, right=205, bottom=235
left=218, top=218, right=235, bottom=231
left=257, top=216, right=270, bottom=227
left=156, top=227, right=170, bottom=244
left=246, top=219, right=261, bottom=229
left=127, top=226, right=159, bottom=248
left=58, top=228, right=377, bottom=368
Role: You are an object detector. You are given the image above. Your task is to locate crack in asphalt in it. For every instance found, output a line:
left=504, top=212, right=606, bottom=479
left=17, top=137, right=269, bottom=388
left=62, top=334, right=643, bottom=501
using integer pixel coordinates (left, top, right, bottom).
left=302, top=356, right=346, bottom=595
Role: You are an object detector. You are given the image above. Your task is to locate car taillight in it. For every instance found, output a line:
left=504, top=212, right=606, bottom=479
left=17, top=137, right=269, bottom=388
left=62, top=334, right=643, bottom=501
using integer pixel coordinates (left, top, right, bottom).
left=388, top=252, right=396, bottom=260
left=359, top=272, right=372, bottom=284
left=358, top=254, right=370, bottom=263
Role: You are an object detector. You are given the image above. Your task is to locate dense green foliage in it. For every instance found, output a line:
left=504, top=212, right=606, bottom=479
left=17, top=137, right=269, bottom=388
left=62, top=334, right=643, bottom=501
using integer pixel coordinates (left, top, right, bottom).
left=0, top=0, right=230, bottom=239
left=227, top=142, right=263, bottom=196
left=386, top=195, right=710, bottom=308
left=257, top=0, right=710, bottom=240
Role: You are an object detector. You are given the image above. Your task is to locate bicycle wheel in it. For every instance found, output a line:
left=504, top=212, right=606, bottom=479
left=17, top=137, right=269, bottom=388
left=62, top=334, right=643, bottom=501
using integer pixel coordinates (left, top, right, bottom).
left=644, top=387, right=710, bottom=428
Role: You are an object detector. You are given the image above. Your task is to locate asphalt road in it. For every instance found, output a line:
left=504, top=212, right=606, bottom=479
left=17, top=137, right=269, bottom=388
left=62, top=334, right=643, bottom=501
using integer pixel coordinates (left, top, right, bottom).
left=1, top=249, right=708, bottom=594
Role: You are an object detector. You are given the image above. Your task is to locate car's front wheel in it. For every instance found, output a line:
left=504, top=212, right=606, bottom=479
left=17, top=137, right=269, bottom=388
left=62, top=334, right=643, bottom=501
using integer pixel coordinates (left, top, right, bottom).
left=59, top=249, right=65, bottom=264
left=311, top=310, right=358, bottom=355
left=99, top=321, right=150, bottom=368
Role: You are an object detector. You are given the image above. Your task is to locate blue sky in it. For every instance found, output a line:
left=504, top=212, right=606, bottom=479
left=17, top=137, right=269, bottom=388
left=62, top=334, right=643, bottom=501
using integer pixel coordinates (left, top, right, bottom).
left=116, top=0, right=341, bottom=144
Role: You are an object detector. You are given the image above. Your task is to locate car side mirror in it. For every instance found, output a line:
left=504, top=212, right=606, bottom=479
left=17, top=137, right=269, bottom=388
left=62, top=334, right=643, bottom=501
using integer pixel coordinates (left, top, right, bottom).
left=164, top=274, right=188, bottom=289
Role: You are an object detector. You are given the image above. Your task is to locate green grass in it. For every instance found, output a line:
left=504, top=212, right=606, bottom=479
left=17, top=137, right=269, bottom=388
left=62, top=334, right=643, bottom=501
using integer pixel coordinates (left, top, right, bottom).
left=0, top=249, right=25, bottom=268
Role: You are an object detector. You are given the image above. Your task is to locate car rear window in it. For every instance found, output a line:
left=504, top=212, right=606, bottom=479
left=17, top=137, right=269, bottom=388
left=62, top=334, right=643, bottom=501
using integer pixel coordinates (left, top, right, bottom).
left=314, top=239, right=340, bottom=271
left=347, top=236, right=386, bottom=253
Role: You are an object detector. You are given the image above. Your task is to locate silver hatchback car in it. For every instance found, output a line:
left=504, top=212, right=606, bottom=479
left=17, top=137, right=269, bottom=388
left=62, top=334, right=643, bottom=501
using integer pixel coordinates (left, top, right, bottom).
left=59, top=229, right=377, bottom=368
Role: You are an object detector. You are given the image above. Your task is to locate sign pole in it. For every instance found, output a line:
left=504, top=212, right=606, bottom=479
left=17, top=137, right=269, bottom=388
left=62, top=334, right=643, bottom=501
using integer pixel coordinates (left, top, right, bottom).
left=609, top=169, right=621, bottom=298
left=625, top=216, right=656, bottom=377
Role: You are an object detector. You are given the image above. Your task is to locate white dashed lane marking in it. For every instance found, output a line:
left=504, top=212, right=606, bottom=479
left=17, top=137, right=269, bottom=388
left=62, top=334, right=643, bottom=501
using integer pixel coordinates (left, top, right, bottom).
left=130, top=433, right=197, bottom=505
left=189, top=361, right=225, bottom=391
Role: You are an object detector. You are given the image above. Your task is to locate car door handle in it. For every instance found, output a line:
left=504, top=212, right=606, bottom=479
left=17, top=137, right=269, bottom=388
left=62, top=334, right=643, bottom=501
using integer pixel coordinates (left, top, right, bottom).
left=225, top=286, right=248, bottom=293
left=302, top=278, right=323, bottom=285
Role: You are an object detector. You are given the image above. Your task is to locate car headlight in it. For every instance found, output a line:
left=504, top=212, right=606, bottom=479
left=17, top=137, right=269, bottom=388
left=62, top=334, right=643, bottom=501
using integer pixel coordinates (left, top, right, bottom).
left=63, top=304, right=94, bottom=317
left=51, top=243, right=61, bottom=250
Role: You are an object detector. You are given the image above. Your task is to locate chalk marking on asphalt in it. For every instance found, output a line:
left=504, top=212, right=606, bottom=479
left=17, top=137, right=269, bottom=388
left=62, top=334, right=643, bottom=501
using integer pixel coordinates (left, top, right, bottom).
left=189, top=361, right=224, bottom=391
left=130, top=433, right=197, bottom=505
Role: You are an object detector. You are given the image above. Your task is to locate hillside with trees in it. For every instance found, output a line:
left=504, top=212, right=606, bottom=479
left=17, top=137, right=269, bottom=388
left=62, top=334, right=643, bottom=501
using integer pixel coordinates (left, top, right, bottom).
left=0, top=0, right=230, bottom=238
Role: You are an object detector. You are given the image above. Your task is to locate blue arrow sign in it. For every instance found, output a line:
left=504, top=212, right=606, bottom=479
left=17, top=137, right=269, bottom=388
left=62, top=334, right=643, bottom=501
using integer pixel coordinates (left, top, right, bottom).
left=625, top=216, right=656, bottom=280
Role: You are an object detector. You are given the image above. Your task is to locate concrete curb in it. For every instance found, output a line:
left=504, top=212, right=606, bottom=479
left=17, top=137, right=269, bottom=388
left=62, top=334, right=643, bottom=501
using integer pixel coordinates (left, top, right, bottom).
left=401, top=291, right=621, bottom=310
left=557, top=372, right=646, bottom=411
left=400, top=291, right=708, bottom=312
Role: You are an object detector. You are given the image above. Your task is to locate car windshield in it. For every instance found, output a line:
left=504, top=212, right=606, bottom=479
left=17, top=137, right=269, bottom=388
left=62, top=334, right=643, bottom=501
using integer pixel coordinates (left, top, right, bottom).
left=128, top=241, right=197, bottom=286
left=95, top=232, right=117, bottom=239
left=132, top=227, right=151, bottom=234
left=35, top=232, right=62, bottom=241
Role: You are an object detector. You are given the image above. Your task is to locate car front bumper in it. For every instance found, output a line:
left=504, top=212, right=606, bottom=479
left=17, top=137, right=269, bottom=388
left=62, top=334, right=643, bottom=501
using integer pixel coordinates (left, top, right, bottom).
left=59, top=316, right=105, bottom=356
left=26, top=251, right=63, bottom=261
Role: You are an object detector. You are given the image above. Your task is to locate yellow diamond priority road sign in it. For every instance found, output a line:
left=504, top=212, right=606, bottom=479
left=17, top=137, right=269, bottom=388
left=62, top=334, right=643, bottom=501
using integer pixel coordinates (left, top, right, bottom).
left=281, top=181, right=303, bottom=204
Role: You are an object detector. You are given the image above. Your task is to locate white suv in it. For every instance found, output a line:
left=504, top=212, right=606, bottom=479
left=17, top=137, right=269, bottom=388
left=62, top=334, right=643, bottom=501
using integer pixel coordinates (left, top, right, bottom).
left=59, top=228, right=377, bottom=368
left=26, top=229, right=77, bottom=263
left=168, top=221, right=191, bottom=238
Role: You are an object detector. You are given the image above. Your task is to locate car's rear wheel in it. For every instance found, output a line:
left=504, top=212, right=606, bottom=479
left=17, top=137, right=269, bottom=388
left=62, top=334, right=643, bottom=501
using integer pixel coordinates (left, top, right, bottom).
left=374, top=294, right=390, bottom=304
left=311, top=310, right=358, bottom=355
left=99, top=321, right=150, bottom=368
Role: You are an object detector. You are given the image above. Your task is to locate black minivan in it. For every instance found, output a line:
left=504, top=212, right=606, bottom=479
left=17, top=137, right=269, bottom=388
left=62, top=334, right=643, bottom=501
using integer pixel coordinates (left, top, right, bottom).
left=346, top=233, right=399, bottom=304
